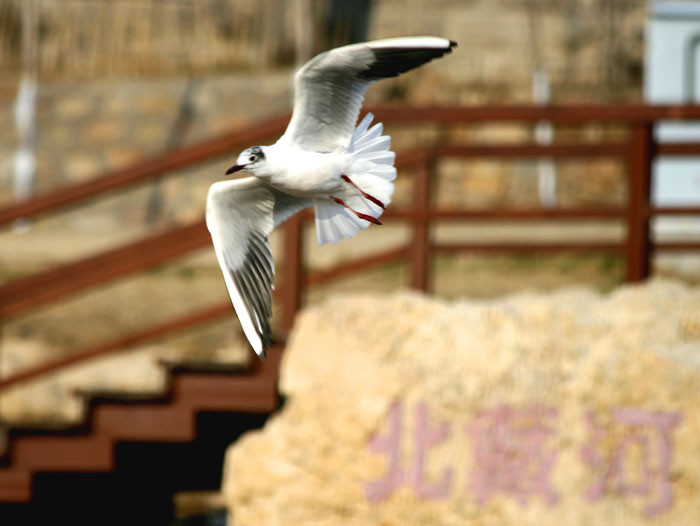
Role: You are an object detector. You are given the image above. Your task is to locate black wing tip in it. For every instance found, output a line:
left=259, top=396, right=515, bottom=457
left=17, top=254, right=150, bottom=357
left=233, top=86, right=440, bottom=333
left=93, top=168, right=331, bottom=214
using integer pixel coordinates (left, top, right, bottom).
left=256, top=332, right=273, bottom=361
left=360, top=38, right=457, bottom=81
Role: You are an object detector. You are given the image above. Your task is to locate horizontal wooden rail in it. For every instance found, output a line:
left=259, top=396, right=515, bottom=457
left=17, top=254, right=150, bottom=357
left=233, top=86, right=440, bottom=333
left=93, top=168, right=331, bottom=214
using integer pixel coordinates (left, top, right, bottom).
left=0, top=302, right=235, bottom=391
left=384, top=208, right=627, bottom=221
left=0, top=246, right=408, bottom=391
left=433, top=142, right=628, bottom=157
left=440, top=241, right=700, bottom=252
left=433, top=241, right=624, bottom=253
left=656, top=143, right=700, bottom=155
left=0, top=203, right=695, bottom=320
left=650, top=206, right=700, bottom=216
left=0, top=205, right=634, bottom=320
left=3, top=105, right=700, bottom=228
left=655, top=241, right=700, bottom=251
left=369, top=104, right=700, bottom=123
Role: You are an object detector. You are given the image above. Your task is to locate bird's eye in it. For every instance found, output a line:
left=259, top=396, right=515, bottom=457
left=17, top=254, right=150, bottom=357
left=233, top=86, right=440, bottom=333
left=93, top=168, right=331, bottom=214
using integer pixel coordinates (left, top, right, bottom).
left=249, top=156, right=256, bottom=162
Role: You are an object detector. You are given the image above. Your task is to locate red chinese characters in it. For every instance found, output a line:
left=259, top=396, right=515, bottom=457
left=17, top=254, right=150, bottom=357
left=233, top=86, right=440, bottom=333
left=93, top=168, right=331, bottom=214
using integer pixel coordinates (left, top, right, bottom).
left=581, top=408, right=682, bottom=516
left=366, top=400, right=682, bottom=517
left=365, top=401, right=453, bottom=501
left=467, top=405, right=559, bottom=506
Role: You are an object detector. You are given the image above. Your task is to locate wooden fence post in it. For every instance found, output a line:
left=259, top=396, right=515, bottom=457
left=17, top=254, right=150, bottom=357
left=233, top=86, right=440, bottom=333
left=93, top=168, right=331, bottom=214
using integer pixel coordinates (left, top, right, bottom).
left=625, top=122, right=654, bottom=282
left=280, top=213, right=304, bottom=336
left=410, top=153, right=432, bottom=292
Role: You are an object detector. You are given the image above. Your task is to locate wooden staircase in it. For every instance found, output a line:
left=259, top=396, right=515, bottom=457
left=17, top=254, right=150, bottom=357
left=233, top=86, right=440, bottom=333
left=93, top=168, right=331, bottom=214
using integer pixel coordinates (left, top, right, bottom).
left=0, top=347, right=282, bottom=522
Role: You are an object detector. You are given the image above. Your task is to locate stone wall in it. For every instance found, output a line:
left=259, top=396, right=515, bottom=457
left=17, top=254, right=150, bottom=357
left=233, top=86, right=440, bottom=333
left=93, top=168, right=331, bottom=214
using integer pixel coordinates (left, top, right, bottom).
left=223, top=279, right=700, bottom=525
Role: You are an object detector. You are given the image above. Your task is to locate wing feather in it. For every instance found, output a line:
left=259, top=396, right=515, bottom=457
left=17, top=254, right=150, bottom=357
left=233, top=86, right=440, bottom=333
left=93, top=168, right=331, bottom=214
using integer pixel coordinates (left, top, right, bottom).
left=280, top=37, right=456, bottom=152
left=206, top=177, right=312, bottom=358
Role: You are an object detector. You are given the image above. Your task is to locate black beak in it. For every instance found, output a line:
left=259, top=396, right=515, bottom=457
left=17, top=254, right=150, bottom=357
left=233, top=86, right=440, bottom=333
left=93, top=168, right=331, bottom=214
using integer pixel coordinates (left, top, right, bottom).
left=225, top=164, right=245, bottom=175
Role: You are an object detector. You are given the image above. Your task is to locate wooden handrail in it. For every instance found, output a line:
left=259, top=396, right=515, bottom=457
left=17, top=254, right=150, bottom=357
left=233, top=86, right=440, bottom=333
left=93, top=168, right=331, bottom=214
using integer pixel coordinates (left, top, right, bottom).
left=0, top=302, right=235, bottom=391
left=0, top=245, right=407, bottom=391
left=433, top=142, right=629, bottom=157
left=0, top=221, right=211, bottom=319
left=369, top=104, right=700, bottom=123
left=0, top=201, right=652, bottom=321
left=2, top=104, right=700, bottom=394
left=3, top=104, right=700, bottom=227
left=383, top=208, right=628, bottom=221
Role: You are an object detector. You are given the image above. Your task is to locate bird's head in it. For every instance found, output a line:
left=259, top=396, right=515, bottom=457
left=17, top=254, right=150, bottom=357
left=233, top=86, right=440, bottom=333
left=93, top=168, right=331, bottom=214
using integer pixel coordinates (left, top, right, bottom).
left=226, top=146, right=268, bottom=177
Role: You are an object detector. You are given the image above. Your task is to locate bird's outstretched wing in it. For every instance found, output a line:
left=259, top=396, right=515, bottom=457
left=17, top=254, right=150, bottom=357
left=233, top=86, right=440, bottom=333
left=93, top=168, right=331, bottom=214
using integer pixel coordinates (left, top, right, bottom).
left=206, top=177, right=312, bottom=359
left=280, top=36, right=456, bottom=152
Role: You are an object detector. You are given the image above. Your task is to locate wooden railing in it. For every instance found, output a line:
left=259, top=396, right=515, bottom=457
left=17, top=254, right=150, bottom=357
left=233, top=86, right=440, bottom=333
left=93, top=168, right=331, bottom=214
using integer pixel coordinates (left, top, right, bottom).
left=1, top=104, right=700, bottom=392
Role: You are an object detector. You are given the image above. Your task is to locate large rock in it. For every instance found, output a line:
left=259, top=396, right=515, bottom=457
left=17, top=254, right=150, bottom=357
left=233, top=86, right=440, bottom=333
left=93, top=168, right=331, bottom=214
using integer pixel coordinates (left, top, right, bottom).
left=223, top=280, right=700, bottom=525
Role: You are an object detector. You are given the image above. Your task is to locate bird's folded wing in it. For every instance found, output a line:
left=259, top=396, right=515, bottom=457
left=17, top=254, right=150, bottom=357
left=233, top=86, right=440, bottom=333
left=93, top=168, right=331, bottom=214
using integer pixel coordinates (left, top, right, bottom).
left=206, top=177, right=312, bottom=358
left=280, top=36, right=456, bottom=152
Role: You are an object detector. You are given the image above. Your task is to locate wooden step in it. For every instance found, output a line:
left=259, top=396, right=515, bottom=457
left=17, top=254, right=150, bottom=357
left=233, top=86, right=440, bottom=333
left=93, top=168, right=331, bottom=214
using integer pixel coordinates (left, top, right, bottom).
left=0, top=469, right=31, bottom=502
left=94, top=404, right=195, bottom=442
left=13, top=435, right=113, bottom=472
left=0, top=352, right=283, bottom=504
left=174, top=372, right=277, bottom=412
left=173, top=350, right=280, bottom=413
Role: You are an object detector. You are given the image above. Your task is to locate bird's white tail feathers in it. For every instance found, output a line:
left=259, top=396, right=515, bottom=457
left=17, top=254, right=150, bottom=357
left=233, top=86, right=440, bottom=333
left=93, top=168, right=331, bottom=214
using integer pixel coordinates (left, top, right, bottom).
left=314, top=113, right=397, bottom=245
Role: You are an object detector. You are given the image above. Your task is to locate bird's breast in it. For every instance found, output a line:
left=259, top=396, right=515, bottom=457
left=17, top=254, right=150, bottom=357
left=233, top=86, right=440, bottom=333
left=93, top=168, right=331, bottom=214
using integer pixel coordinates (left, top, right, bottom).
left=269, top=151, right=346, bottom=198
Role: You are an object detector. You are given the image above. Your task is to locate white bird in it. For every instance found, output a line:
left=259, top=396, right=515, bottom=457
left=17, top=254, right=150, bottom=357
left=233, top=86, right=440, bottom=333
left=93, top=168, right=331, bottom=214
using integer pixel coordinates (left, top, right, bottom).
left=206, top=36, right=456, bottom=359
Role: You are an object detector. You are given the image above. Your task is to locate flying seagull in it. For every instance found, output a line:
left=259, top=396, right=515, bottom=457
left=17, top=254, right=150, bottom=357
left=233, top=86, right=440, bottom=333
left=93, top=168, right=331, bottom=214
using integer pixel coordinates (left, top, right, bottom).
left=206, top=36, right=456, bottom=359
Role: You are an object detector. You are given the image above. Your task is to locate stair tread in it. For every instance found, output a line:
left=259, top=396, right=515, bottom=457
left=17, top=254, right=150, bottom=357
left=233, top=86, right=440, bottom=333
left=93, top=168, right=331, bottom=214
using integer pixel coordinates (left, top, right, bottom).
left=78, top=388, right=170, bottom=403
left=14, top=434, right=113, bottom=471
left=94, top=403, right=195, bottom=441
left=160, top=358, right=253, bottom=373
left=0, top=469, right=31, bottom=502
left=0, top=347, right=283, bottom=502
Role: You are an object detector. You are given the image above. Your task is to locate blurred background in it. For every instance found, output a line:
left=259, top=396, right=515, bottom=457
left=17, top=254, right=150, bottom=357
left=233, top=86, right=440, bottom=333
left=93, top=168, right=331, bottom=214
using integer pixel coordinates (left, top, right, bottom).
left=0, top=0, right=698, bottom=525
left=0, top=0, right=649, bottom=356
